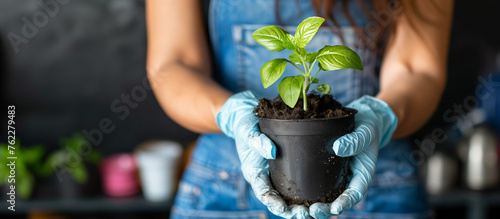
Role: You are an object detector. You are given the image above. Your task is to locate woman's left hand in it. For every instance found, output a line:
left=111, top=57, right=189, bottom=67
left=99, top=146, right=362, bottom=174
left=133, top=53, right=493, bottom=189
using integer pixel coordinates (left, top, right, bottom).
left=310, top=96, right=398, bottom=218
left=216, top=91, right=311, bottom=219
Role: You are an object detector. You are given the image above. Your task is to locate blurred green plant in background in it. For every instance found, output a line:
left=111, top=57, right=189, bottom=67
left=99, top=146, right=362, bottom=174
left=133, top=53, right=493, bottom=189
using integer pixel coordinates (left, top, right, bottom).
left=45, top=133, right=101, bottom=184
left=0, top=141, right=46, bottom=199
left=0, top=133, right=101, bottom=199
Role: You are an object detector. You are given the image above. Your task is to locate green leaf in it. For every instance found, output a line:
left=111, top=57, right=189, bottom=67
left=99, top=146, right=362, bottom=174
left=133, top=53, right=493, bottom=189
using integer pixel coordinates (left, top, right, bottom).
left=60, top=133, right=87, bottom=152
left=252, top=26, right=291, bottom=52
left=15, top=151, right=34, bottom=199
left=16, top=173, right=34, bottom=199
left=22, top=145, right=45, bottom=164
left=295, top=75, right=313, bottom=94
left=295, top=16, right=325, bottom=48
left=39, top=161, right=53, bottom=177
left=288, top=53, right=303, bottom=65
left=298, top=47, right=307, bottom=56
left=295, top=75, right=305, bottom=87
left=71, top=165, right=88, bottom=184
left=22, top=145, right=48, bottom=176
left=261, top=59, right=288, bottom=88
left=86, top=152, right=101, bottom=164
left=40, top=151, right=65, bottom=177
left=316, top=45, right=364, bottom=71
left=289, top=48, right=310, bottom=65
left=316, top=83, right=332, bottom=94
left=59, top=133, right=101, bottom=165
left=305, top=52, right=318, bottom=63
left=278, top=76, right=302, bottom=108
left=295, top=75, right=305, bottom=98
left=310, top=77, right=319, bottom=84
left=284, top=34, right=297, bottom=50
left=318, top=62, right=325, bottom=70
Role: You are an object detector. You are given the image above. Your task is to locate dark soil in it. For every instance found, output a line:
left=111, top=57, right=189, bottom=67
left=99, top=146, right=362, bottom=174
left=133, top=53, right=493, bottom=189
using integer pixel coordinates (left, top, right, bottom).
left=272, top=172, right=348, bottom=207
left=272, top=152, right=350, bottom=207
left=254, top=92, right=350, bottom=120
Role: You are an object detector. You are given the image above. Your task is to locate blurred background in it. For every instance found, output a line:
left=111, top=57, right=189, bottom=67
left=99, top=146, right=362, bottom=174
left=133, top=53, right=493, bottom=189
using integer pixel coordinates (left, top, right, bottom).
left=0, top=0, right=500, bottom=218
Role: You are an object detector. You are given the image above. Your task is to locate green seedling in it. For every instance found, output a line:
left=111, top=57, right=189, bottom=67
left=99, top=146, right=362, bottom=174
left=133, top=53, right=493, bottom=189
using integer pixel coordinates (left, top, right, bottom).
left=43, top=133, right=101, bottom=184
left=252, top=16, right=363, bottom=110
left=0, top=141, right=46, bottom=199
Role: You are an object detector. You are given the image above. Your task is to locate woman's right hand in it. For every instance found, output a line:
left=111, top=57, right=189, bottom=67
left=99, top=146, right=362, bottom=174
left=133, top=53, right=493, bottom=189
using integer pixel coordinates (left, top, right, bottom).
left=216, top=91, right=311, bottom=219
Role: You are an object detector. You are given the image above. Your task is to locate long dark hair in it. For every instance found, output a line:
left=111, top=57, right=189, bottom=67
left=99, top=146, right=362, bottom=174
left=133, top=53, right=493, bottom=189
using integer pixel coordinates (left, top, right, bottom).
left=275, top=0, right=434, bottom=53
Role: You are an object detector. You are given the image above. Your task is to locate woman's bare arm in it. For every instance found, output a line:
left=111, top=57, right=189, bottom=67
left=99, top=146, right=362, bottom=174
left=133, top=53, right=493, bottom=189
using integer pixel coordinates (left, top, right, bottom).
left=146, top=0, right=231, bottom=133
left=376, top=0, right=454, bottom=138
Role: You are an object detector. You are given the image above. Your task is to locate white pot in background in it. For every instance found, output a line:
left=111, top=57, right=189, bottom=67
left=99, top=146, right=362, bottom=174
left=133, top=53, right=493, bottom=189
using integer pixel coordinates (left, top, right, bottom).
left=465, top=126, right=498, bottom=190
left=135, top=140, right=183, bottom=202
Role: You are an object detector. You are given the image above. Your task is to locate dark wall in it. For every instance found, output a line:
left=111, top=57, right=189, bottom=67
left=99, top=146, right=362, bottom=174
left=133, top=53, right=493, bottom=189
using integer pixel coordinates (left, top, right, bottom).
left=1, top=0, right=499, bottom=155
left=414, top=0, right=500, bottom=140
left=0, top=0, right=197, bottom=155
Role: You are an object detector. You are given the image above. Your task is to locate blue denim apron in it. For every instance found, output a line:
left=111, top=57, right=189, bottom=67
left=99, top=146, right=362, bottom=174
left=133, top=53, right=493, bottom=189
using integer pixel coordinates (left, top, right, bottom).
left=171, top=0, right=431, bottom=218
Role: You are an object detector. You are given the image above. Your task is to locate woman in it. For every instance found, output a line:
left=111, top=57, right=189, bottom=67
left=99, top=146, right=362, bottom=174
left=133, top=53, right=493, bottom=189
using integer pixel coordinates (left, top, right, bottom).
left=146, top=0, right=453, bottom=218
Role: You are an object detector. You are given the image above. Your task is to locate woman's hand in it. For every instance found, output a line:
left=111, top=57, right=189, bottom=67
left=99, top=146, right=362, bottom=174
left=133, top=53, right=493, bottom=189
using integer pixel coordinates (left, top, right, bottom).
left=310, top=96, right=398, bottom=218
left=216, top=91, right=311, bottom=219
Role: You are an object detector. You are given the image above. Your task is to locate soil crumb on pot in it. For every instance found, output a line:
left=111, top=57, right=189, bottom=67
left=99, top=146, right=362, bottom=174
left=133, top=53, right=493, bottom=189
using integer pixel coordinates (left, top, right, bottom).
left=254, top=92, right=351, bottom=120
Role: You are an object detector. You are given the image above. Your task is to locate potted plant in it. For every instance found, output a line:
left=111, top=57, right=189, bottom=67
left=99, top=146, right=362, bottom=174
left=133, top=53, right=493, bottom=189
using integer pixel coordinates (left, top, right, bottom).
left=0, top=141, right=46, bottom=199
left=251, top=17, right=363, bottom=206
left=41, top=134, right=101, bottom=198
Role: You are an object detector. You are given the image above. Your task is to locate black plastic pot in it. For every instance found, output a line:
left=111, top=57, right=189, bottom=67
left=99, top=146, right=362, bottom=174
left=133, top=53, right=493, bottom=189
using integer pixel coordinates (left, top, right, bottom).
left=34, top=162, right=101, bottom=199
left=57, top=164, right=101, bottom=199
left=259, top=108, right=357, bottom=206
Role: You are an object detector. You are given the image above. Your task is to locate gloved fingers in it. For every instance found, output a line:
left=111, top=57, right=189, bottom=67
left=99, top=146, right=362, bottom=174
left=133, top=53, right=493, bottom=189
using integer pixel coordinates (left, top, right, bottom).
left=327, top=149, right=377, bottom=214
left=235, top=137, right=269, bottom=172
left=328, top=188, right=364, bottom=215
left=242, top=158, right=310, bottom=219
left=253, top=178, right=311, bottom=219
left=238, top=147, right=287, bottom=215
left=248, top=129, right=277, bottom=159
left=246, top=173, right=288, bottom=215
left=281, top=205, right=311, bottom=219
left=260, top=189, right=288, bottom=215
left=309, top=202, right=335, bottom=219
left=344, top=95, right=398, bottom=149
left=333, top=122, right=374, bottom=157
left=348, top=146, right=378, bottom=194
left=347, top=148, right=377, bottom=191
left=216, top=90, right=261, bottom=140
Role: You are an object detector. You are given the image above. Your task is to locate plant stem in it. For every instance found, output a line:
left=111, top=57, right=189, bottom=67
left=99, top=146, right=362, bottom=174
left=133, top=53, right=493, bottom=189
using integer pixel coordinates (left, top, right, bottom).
left=287, top=61, right=306, bottom=76
left=298, top=54, right=310, bottom=111
left=308, top=60, right=317, bottom=75
left=299, top=56, right=309, bottom=75
left=303, top=75, right=308, bottom=111
left=311, top=68, right=321, bottom=82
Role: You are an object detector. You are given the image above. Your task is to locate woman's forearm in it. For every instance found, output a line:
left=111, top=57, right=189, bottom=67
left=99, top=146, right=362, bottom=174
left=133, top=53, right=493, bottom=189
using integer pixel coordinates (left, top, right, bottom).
left=376, top=0, right=453, bottom=138
left=376, top=71, right=446, bottom=138
left=146, top=0, right=232, bottom=134
left=147, top=64, right=231, bottom=133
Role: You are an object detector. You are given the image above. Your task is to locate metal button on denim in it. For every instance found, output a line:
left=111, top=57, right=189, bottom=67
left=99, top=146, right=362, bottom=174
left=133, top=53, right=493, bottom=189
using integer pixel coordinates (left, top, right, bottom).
left=192, top=186, right=200, bottom=196
left=258, top=213, right=267, bottom=219
left=219, top=171, right=229, bottom=180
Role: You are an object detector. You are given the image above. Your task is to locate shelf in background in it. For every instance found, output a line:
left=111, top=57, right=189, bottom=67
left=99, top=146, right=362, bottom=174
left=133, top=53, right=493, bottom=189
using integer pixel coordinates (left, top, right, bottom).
left=2, top=189, right=499, bottom=218
left=0, top=196, right=173, bottom=214
left=429, top=188, right=500, bottom=219
left=429, top=188, right=500, bottom=206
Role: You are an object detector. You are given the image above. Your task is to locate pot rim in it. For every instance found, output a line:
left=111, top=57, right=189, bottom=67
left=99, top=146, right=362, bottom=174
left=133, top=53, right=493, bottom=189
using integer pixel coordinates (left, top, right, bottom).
left=257, top=107, right=357, bottom=122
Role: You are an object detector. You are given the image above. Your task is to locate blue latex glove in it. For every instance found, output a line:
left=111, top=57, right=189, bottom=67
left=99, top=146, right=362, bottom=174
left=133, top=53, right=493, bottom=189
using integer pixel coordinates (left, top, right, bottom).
left=216, top=91, right=310, bottom=219
left=309, top=95, right=398, bottom=219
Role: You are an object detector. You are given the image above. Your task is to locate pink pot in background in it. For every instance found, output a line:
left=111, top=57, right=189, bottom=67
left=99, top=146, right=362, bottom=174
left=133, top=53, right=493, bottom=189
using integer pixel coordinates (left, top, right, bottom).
left=100, top=153, right=140, bottom=197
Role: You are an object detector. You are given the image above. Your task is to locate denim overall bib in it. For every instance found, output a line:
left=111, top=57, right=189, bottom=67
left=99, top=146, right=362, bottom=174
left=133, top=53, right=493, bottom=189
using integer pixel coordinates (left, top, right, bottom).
left=171, top=1, right=431, bottom=218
